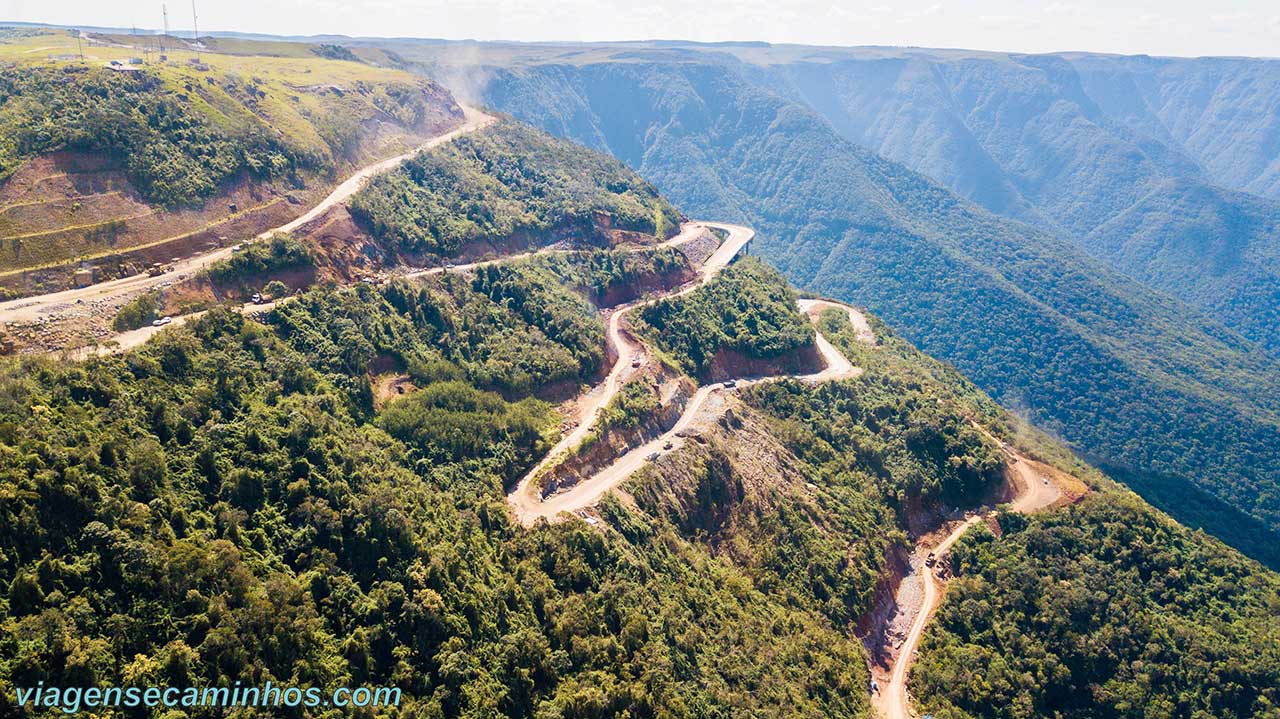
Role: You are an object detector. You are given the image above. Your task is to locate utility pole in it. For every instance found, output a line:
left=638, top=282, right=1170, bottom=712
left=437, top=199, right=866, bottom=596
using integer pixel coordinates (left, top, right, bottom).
left=190, top=0, right=200, bottom=62
left=161, top=4, right=169, bottom=61
left=75, top=30, right=84, bottom=62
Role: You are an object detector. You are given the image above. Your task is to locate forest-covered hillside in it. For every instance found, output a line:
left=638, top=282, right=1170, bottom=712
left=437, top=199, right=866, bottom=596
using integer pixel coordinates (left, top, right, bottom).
left=349, top=120, right=681, bottom=257
left=80, top=115, right=688, bottom=342
left=637, top=258, right=814, bottom=378
left=5, top=29, right=1280, bottom=719
left=190, top=118, right=685, bottom=307
left=0, top=35, right=453, bottom=207
left=915, top=495, right=1280, bottom=719
left=0, top=243, right=983, bottom=718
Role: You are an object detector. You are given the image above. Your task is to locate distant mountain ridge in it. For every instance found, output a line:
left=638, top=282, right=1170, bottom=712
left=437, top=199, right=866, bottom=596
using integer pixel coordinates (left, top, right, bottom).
left=757, top=49, right=1280, bottom=354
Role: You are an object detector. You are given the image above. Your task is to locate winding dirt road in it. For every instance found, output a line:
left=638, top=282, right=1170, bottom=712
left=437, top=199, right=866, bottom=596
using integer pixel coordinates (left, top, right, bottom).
left=508, top=223, right=755, bottom=523
left=405, top=218, right=715, bottom=281
left=873, top=443, right=1068, bottom=719
left=508, top=299, right=866, bottom=524
left=876, top=516, right=979, bottom=719
left=0, top=105, right=494, bottom=330
left=87, top=209, right=698, bottom=357
left=503, top=259, right=1075, bottom=716
left=505, top=247, right=885, bottom=525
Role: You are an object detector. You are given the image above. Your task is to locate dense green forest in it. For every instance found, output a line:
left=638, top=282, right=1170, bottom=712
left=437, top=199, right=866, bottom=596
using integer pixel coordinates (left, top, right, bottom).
left=915, top=495, right=1280, bottom=719
left=0, top=260, right=877, bottom=718
left=348, top=121, right=682, bottom=257
left=0, top=62, right=438, bottom=206
left=270, top=266, right=605, bottom=399
left=746, top=365, right=1004, bottom=510
left=636, top=258, right=814, bottom=378
left=470, top=56, right=1280, bottom=565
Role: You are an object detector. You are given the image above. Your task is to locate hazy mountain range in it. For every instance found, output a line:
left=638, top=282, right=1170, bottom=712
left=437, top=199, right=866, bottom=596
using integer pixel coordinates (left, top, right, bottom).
left=767, top=49, right=1280, bottom=355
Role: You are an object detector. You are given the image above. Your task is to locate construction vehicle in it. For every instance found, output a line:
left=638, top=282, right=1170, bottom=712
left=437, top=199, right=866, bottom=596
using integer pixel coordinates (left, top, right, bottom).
left=147, top=262, right=168, bottom=277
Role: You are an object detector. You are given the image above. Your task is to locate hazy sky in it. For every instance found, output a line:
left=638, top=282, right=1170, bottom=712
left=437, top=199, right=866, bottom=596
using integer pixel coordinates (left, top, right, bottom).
left=6, top=0, right=1279, bottom=57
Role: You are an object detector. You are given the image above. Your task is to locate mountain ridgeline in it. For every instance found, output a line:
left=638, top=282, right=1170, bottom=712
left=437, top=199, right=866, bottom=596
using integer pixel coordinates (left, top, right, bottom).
left=399, top=44, right=1280, bottom=564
